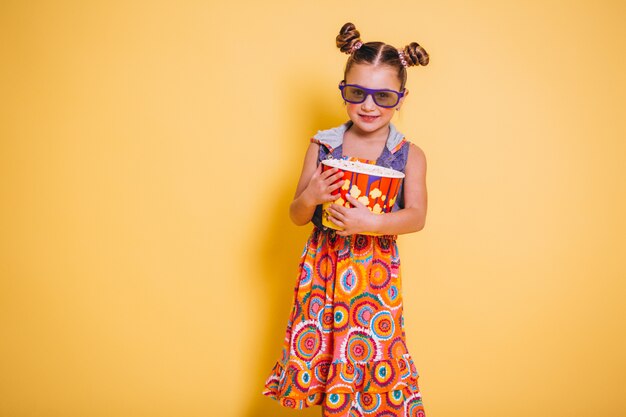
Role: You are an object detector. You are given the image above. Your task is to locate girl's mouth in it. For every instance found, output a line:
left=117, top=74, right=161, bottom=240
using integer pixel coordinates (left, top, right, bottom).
left=359, top=114, right=379, bottom=122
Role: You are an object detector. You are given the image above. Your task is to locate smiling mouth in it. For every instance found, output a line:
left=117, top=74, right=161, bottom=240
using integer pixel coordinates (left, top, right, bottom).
left=359, top=114, right=379, bottom=121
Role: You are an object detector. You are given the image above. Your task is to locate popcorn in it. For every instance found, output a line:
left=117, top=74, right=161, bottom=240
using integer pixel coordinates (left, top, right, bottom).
left=349, top=185, right=361, bottom=198
left=369, top=188, right=382, bottom=199
left=321, top=159, right=405, bottom=179
left=357, top=196, right=369, bottom=206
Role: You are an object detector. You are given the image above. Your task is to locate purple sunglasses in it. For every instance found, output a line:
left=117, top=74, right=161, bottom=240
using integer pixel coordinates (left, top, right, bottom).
left=338, top=81, right=405, bottom=108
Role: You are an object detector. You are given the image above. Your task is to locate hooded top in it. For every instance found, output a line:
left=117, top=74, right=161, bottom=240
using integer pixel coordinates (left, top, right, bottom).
left=309, top=120, right=411, bottom=230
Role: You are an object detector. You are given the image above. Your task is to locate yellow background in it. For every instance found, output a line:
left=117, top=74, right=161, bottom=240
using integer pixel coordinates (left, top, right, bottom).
left=1, top=1, right=625, bottom=416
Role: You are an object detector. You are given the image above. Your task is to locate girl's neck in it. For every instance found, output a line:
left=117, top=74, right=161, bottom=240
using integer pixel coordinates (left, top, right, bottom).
left=345, top=123, right=390, bottom=144
left=342, top=123, right=390, bottom=160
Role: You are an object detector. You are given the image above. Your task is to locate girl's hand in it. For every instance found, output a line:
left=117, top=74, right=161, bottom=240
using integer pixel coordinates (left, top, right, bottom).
left=327, top=194, right=377, bottom=236
left=302, top=164, right=345, bottom=206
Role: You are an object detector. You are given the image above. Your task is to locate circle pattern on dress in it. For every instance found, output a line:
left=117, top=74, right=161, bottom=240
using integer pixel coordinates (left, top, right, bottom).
left=379, top=283, right=402, bottom=309
left=325, top=392, right=350, bottom=414
left=313, top=357, right=331, bottom=384
left=405, top=393, right=425, bottom=417
left=333, top=302, right=350, bottom=332
left=319, top=303, right=334, bottom=333
left=370, top=259, right=391, bottom=290
left=316, top=254, right=335, bottom=281
left=379, top=236, right=392, bottom=252
left=359, top=392, right=381, bottom=413
left=370, top=310, right=395, bottom=341
left=340, top=265, right=358, bottom=294
left=387, top=336, right=407, bottom=358
left=293, top=369, right=312, bottom=392
left=292, top=320, right=323, bottom=361
left=372, top=359, right=396, bottom=388
left=387, top=389, right=404, bottom=409
left=281, top=397, right=297, bottom=408
left=299, top=261, right=313, bottom=286
left=337, top=361, right=355, bottom=384
left=351, top=297, right=378, bottom=328
left=353, top=234, right=371, bottom=255
left=343, top=328, right=378, bottom=363
left=306, top=392, right=322, bottom=407
left=308, top=292, right=324, bottom=318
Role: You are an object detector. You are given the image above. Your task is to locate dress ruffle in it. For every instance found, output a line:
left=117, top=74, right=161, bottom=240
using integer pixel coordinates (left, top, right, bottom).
left=264, top=358, right=423, bottom=413
left=263, top=352, right=420, bottom=402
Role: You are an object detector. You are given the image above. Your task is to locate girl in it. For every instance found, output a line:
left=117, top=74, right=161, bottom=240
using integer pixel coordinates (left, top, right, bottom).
left=263, top=22, right=429, bottom=417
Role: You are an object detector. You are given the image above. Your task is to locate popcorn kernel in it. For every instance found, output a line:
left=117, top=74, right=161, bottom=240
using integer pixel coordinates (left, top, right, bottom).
left=369, top=188, right=382, bottom=199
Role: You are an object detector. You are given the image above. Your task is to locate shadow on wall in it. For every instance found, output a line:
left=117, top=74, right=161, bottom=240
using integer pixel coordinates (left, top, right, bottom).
left=244, top=80, right=346, bottom=417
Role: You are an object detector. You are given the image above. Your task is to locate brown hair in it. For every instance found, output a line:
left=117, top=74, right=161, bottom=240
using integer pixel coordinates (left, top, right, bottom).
left=336, top=22, right=429, bottom=90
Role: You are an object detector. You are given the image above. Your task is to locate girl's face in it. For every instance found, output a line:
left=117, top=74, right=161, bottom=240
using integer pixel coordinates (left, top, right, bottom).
left=343, top=63, right=407, bottom=136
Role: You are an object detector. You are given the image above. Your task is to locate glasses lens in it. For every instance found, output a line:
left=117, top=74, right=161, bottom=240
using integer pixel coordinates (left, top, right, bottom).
left=373, top=91, right=399, bottom=107
left=343, top=86, right=366, bottom=103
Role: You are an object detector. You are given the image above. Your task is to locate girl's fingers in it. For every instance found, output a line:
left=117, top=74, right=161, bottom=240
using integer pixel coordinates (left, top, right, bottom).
left=330, top=208, right=344, bottom=221
left=328, top=215, right=344, bottom=227
left=327, top=203, right=344, bottom=215
left=345, top=194, right=363, bottom=207
left=330, top=171, right=344, bottom=183
left=326, top=202, right=336, bottom=210
left=329, top=181, right=343, bottom=193
left=324, top=174, right=344, bottom=189
left=320, top=167, right=339, bottom=179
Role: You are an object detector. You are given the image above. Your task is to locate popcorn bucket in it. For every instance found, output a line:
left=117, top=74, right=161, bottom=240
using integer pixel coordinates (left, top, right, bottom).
left=321, top=159, right=405, bottom=236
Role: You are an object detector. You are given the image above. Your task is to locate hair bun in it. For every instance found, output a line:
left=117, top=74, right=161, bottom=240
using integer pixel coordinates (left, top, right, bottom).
left=402, top=42, right=429, bottom=67
left=336, top=22, right=362, bottom=54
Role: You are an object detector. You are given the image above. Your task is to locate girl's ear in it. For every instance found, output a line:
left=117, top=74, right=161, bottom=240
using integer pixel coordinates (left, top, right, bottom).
left=396, top=89, right=409, bottom=110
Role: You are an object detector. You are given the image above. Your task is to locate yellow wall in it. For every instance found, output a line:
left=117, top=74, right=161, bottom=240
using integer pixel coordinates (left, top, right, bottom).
left=1, top=1, right=625, bottom=416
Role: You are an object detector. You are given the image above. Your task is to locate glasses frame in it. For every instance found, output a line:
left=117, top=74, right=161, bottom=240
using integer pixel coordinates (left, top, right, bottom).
left=338, top=81, right=405, bottom=108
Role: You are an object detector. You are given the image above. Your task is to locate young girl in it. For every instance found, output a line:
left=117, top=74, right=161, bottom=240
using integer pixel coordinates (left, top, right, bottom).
left=263, top=22, right=429, bottom=417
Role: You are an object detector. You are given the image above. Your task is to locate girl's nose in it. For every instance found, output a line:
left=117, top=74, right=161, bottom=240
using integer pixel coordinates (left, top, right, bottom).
left=361, top=93, right=377, bottom=110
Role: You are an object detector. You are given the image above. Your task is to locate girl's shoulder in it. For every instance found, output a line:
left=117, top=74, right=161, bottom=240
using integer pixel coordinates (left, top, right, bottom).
left=309, top=120, right=352, bottom=151
left=406, top=140, right=425, bottom=155
left=405, top=141, right=427, bottom=172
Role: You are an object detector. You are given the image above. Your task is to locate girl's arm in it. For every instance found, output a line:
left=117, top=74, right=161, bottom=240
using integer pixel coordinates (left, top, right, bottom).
left=289, top=142, right=345, bottom=226
left=327, top=143, right=428, bottom=235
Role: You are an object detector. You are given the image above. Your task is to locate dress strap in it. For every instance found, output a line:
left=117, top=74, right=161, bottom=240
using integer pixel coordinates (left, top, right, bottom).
left=311, top=137, right=343, bottom=164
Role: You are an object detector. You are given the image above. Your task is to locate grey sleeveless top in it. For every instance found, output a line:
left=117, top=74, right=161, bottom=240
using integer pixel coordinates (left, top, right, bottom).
left=310, top=120, right=411, bottom=230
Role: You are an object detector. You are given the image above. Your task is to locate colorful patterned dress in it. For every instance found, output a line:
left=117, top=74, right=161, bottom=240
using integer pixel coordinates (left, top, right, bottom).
left=263, top=122, right=426, bottom=417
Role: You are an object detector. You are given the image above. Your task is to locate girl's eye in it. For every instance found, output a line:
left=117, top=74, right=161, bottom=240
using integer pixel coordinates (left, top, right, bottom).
left=352, top=89, right=364, bottom=96
left=375, top=92, right=390, bottom=99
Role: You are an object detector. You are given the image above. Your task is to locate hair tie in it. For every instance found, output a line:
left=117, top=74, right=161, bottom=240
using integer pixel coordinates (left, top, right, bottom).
left=398, top=50, right=408, bottom=68
left=349, top=41, right=363, bottom=54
